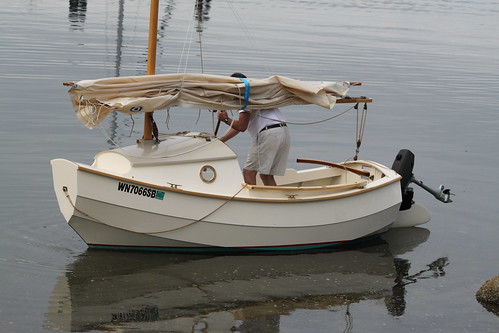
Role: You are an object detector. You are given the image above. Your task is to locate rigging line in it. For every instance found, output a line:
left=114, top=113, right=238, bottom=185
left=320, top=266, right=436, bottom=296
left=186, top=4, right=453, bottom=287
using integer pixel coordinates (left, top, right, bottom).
left=180, top=0, right=207, bottom=74
left=165, top=107, right=171, bottom=129
left=354, top=103, right=368, bottom=160
left=177, top=5, right=197, bottom=74
left=258, top=104, right=357, bottom=126
left=148, top=185, right=246, bottom=234
left=198, top=29, right=205, bottom=73
left=220, top=118, right=236, bottom=138
left=195, top=109, right=202, bottom=125
left=225, top=0, right=273, bottom=76
left=196, top=11, right=205, bottom=126
left=97, top=122, right=121, bottom=148
left=355, top=103, right=360, bottom=144
left=178, top=2, right=208, bottom=126
left=357, top=104, right=368, bottom=142
left=179, top=26, right=196, bottom=74
left=129, top=114, right=135, bottom=137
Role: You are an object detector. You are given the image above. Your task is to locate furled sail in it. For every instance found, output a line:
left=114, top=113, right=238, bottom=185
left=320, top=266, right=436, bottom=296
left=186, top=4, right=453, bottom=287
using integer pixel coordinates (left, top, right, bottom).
left=66, top=73, right=351, bottom=129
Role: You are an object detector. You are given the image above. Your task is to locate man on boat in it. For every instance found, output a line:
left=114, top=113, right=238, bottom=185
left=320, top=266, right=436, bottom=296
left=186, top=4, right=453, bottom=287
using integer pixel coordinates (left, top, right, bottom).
left=217, top=73, right=290, bottom=186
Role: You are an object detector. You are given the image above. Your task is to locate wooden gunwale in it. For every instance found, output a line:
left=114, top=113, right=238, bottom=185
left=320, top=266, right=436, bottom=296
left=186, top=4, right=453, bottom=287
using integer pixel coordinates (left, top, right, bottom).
left=297, top=158, right=371, bottom=178
left=244, top=181, right=368, bottom=191
left=336, top=97, right=372, bottom=104
left=77, top=165, right=401, bottom=203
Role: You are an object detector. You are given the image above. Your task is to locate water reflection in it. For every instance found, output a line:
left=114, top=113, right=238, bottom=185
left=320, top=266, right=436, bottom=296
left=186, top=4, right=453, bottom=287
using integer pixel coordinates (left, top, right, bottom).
left=387, top=257, right=449, bottom=317
left=106, top=0, right=126, bottom=145
left=68, top=0, right=87, bottom=31
left=45, top=228, right=449, bottom=332
left=195, top=0, right=212, bottom=33
left=157, top=0, right=176, bottom=54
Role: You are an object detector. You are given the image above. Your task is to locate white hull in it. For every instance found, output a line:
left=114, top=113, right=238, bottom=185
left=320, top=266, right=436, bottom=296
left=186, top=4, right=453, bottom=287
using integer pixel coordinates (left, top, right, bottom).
left=51, top=132, right=411, bottom=252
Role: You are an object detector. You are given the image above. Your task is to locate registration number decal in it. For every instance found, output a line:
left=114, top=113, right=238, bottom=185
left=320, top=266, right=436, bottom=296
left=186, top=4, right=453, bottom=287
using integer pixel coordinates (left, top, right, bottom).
left=117, top=182, right=164, bottom=200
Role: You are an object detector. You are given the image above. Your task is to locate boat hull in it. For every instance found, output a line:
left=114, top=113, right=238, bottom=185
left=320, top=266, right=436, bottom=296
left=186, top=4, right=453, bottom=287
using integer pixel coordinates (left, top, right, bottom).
left=51, top=156, right=401, bottom=252
left=67, top=200, right=398, bottom=251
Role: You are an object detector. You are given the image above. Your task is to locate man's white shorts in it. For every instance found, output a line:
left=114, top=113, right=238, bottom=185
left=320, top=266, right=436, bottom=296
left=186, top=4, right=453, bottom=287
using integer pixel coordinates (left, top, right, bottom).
left=244, top=127, right=290, bottom=176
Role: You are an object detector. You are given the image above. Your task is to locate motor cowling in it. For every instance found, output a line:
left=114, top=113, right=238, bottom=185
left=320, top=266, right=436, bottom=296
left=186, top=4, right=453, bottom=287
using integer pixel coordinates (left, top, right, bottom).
left=392, top=149, right=415, bottom=211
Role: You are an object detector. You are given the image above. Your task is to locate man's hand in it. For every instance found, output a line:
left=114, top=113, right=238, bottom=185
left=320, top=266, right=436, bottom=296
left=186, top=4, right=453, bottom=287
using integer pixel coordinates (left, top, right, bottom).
left=217, top=110, right=229, bottom=123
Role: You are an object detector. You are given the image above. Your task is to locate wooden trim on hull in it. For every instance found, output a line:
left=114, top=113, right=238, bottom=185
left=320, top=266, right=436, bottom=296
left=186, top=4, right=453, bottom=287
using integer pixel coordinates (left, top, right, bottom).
left=77, top=164, right=401, bottom=203
left=297, top=158, right=371, bottom=177
left=244, top=180, right=368, bottom=191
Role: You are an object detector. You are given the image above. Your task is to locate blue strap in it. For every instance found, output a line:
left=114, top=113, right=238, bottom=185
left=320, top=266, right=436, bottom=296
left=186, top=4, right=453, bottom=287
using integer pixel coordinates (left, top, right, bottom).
left=238, top=78, right=250, bottom=110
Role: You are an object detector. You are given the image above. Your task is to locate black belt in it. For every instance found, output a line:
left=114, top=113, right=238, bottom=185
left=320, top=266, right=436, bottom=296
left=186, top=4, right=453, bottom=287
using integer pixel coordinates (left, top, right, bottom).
left=259, top=123, right=287, bottom=133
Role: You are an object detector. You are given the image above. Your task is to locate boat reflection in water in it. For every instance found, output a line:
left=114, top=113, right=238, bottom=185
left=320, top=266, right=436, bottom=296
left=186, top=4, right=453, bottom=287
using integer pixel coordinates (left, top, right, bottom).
left=45, top=227, right=448, bottom=332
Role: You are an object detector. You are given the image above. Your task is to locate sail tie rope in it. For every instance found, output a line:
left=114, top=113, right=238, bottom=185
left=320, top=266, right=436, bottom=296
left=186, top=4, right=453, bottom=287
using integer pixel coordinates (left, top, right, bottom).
left=238, top=78, right=250, bottom=110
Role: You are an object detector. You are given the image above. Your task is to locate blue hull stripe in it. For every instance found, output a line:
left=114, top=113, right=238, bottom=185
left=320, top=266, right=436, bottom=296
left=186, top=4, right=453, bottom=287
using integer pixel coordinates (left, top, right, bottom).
left=87, top=235, right=381, bottom=254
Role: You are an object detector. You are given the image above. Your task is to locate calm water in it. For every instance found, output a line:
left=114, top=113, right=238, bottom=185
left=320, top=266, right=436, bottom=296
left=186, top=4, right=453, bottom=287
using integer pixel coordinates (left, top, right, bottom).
left=1, top=0, right=498, bottom=332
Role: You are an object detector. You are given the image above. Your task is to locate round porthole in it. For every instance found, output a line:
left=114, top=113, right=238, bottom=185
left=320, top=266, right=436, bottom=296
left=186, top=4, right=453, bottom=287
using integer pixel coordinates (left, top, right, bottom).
left=200, top=165, right=217, bottom=183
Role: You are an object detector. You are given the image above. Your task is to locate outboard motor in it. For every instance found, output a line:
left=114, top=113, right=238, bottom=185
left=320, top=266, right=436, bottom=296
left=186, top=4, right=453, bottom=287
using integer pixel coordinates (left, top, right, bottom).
left=392, top=150, right=416, bottom=211
left=392, top=149, right=454, bottom=211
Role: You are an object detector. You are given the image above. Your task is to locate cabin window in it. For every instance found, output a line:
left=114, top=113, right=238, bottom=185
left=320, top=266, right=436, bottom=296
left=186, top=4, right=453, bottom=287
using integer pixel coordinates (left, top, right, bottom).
left=200, top=165, right=216, bottom=183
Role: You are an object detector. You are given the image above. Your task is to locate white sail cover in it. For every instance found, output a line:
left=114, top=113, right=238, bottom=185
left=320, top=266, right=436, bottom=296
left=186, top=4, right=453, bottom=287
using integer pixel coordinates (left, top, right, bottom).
left=67, top=73, right=351, bottom=129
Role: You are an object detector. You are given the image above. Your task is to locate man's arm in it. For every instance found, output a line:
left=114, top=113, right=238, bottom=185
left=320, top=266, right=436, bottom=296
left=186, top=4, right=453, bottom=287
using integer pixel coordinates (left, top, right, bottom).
left=220, top=127, right=240, bottom=142
left=217, top=111, right=251, bottom=142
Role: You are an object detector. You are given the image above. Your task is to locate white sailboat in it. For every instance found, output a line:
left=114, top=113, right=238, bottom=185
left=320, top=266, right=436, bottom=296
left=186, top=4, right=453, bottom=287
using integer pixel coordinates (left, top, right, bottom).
left=51, top=0, right=452, bottom=253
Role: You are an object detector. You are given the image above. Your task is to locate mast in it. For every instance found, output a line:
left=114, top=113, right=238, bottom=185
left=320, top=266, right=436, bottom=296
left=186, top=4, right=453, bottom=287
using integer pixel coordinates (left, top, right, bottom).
left=143, top=0, right=159, bottom=140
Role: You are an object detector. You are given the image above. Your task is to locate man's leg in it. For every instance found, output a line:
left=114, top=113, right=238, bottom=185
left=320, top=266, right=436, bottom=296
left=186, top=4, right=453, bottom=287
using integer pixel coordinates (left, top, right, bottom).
left=243, top=168, right=257, bottom=185
left=259, top=174, right=277, bottom=186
